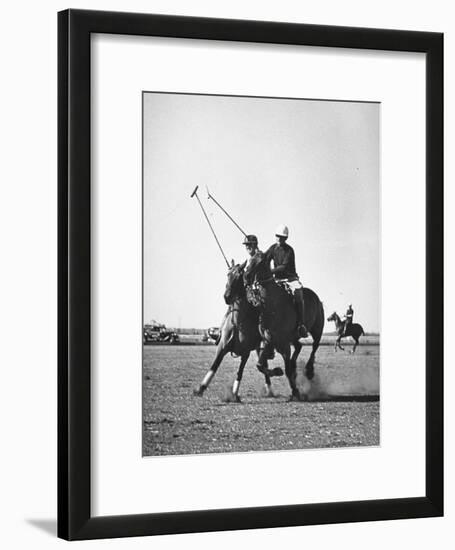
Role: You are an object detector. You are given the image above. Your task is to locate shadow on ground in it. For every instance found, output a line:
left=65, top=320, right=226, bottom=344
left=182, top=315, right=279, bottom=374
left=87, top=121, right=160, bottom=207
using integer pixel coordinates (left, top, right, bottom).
left=311, top=395, right=379, bottom=402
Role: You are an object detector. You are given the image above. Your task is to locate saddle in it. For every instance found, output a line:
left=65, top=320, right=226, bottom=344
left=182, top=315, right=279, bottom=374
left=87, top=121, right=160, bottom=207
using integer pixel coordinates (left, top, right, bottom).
left=275, top=279, right=295, bottom=298
left=246, top=280, right=296, bottom=308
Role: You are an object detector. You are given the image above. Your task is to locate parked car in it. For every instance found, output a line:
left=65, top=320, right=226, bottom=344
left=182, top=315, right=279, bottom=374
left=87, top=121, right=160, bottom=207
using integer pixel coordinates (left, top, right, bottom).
left=143, top=322, right=179, bottom=344
left=207, top=326, right=221, bottom=343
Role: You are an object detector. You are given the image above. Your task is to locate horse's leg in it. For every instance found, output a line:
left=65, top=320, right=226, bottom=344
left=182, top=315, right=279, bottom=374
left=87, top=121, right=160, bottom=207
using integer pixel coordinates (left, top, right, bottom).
left=256, top=342, right=283, bottom=378
left=256, top=348, right=274, bottom=397
left=194, top=344, right=228, bottom=396
left=351, top=336, right=358, bottom=353
left=290, top=340, right=302, bottom=367
left=263, top=372, right=274, bottom=397
left=231, top=354, right=249, bottom=402
left=334, top=333, right=342, bottom=351
left=306, top=334, right=322, bottom=380
left=283, top=346, right=301, bottom=401
left=305, top=304, right=324, bottom=379
left=337, top=336, right=345, bottom=351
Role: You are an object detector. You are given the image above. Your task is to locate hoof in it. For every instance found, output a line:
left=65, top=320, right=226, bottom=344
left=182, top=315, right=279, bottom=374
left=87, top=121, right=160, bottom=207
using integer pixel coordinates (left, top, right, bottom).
left=223, top=391, right=242, bottom=403
left=193, top=387, right=204, bottom=397
left=261, top=385, right=275, bottom=398
left=288, top=393, right=302, bottom=402
left=271, top=367, right=284, bottom=377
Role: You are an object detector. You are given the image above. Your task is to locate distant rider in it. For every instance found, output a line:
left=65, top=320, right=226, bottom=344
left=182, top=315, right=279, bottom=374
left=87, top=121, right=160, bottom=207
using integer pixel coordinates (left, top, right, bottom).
left=342, top=304, right=354, bottom=335
left=265, top=225, right=308, bottom=339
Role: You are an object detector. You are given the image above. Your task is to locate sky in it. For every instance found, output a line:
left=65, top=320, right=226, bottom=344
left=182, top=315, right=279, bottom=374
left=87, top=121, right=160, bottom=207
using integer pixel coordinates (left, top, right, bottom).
left=143, top=92, right=380, bottom=332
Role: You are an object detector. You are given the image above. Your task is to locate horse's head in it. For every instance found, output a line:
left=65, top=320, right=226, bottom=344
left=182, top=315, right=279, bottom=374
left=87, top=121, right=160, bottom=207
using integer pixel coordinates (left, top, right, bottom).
left=327, top=312, right=337, bottom=322
left=224, top=260, right=246, bottom=305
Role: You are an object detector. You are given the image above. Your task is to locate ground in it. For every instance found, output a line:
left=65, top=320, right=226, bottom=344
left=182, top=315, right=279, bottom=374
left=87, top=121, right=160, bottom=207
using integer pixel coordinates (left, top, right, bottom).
left=143, top=344, right=379, bottom=456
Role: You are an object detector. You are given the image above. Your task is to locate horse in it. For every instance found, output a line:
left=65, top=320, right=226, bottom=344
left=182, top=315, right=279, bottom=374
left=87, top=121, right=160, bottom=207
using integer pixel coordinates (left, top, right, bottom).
left=327, top=311, right=365, bottom=353
left=249, top=277, right=325, bottom=401
left=193, top=263, right=284, bottom=402
left=227, top=255, right=324, bottom=401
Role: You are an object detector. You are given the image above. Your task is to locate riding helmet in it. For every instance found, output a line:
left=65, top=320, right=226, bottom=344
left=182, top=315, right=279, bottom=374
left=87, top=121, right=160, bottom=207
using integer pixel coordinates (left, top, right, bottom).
left=243, top=234, right=258, bottom=245
left=275, top=224, right=289, bottom=238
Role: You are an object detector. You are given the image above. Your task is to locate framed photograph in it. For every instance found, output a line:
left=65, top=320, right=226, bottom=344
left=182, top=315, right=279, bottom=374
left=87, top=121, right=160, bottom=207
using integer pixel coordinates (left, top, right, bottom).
left=58, top=9, right=443, bottom=540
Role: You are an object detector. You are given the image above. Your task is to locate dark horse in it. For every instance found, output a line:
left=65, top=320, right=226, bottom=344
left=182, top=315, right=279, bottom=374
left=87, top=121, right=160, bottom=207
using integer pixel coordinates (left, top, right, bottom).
left=223, top=256, right=324, bottom=401
left=194, top=263, right=284, bottom=402
left=327, top=311, right=365, bottom=353
left=250, top=277, right=325, bottom=400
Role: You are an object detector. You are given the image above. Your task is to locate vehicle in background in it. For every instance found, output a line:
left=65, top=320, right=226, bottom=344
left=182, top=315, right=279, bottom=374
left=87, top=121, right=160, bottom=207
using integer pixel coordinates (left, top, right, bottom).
left=143, top=321, right=180, bottom=344
left=206, top=326, right=220, bottom=343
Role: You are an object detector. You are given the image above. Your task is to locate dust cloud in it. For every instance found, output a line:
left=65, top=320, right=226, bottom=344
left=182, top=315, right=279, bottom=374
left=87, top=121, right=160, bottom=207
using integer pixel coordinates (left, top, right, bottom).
left=297, top=363, right=379, bottom=401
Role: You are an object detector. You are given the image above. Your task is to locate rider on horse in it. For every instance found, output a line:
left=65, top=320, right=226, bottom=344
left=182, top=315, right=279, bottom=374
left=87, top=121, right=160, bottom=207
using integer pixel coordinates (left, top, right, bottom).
left=264, top=225, right=308, bottom=339
left=242, top=234, right=272, bottom=286
left=342, top=304, right=354, bottom=335
left=242, top=234, right=275, bottom=359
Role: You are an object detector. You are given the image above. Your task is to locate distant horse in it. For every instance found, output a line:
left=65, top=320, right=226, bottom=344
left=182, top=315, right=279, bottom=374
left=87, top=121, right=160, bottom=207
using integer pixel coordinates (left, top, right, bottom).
left=327, top=311, right=365, bottom=353
left=229, top=260, right=324, bottom=400
left=194, top=263, right=283, bottom=402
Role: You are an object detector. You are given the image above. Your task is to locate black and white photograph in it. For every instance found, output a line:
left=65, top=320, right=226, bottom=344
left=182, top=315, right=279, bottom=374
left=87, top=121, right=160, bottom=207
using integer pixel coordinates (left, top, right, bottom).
left=0, top=0, right=448, bottom=545
left=143, top=92, right=380, bottom=457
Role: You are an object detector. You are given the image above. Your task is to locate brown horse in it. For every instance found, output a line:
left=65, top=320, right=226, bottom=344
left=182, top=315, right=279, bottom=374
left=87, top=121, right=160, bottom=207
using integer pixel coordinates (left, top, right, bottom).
left=327, top=311, right=364, bottom=353
left=194, top=263, right=283, bottom=402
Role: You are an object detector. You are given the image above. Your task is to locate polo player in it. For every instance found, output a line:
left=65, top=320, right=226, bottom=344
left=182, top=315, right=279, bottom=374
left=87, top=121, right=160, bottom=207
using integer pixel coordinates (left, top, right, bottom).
left=242, top=234, right=275, bottom=360
left=242, top=234, right=272, bottom=286
left=265, top=224, right=308, bottom=339
left=342, top=304, right=354, bottom=335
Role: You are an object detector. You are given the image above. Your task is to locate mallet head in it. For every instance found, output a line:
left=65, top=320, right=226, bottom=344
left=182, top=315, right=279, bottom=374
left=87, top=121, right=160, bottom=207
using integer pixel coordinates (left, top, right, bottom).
left=190, top=185, right=199, bottom=198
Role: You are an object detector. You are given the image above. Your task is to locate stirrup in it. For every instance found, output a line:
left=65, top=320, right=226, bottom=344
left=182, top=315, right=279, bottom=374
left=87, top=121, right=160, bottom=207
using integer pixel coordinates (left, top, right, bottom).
left=298, top=324, right=308, bottom=339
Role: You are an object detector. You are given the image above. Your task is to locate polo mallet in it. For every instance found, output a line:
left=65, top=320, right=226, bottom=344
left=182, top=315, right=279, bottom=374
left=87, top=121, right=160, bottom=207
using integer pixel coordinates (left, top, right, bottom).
left=206, top=187, right=248, bottom=237
left=190, top=186, right=230, bottom=268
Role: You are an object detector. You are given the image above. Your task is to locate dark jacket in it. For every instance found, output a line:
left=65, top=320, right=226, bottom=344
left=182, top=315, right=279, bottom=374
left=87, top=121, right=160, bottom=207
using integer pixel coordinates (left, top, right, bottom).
left=265, top=242, right=298, bottom=280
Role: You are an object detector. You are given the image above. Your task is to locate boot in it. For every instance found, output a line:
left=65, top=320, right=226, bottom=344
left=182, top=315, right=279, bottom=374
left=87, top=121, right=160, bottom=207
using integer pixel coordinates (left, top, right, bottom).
left=295, top=289, right=308, bottom=338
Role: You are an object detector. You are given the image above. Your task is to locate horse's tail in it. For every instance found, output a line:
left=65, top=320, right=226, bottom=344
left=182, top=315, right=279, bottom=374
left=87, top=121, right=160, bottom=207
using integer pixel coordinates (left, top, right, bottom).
left=306, top=292, right=324, bottom=340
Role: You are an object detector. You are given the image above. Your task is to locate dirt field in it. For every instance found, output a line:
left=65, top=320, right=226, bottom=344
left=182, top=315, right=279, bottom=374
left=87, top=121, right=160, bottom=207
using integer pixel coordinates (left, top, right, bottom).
left=143, top=344, right=380, bottom=456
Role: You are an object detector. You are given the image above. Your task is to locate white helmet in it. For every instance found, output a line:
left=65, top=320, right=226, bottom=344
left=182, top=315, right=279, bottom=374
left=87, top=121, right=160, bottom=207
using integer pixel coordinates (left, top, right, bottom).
left=275, top=224, right=289, bottom=238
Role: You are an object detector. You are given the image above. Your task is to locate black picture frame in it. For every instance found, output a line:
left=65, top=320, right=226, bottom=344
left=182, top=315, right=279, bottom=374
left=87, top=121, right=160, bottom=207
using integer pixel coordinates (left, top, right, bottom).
left=58, top=9, right=443, bottom=541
